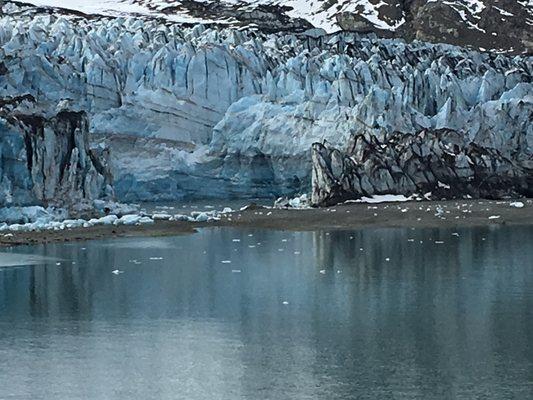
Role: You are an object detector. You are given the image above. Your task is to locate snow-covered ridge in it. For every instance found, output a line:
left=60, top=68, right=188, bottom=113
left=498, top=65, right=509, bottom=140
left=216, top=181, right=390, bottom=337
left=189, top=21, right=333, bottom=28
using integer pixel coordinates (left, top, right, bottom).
left=8, top=0, right=406, bottom=32
left=13, top=0, right=533, bottom=53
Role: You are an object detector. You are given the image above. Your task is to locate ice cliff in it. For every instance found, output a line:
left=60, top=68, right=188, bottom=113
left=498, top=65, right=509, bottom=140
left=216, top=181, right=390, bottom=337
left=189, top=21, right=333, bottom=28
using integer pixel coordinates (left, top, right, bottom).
left=0, top=2, right=532, bottom=207
left=0, top=95, right=113, bottom=211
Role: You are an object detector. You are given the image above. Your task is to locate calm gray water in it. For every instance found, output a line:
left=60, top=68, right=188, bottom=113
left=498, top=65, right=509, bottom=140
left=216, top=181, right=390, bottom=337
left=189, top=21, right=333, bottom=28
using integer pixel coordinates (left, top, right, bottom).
left=0, top=226, right=532, bottom=400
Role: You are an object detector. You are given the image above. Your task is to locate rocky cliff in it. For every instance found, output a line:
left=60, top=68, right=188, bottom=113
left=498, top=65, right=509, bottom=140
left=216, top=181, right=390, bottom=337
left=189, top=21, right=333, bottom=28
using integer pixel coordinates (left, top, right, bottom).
left=312, top=128, right=533, bottom=206
left=0, top=2, right=531, bottom=206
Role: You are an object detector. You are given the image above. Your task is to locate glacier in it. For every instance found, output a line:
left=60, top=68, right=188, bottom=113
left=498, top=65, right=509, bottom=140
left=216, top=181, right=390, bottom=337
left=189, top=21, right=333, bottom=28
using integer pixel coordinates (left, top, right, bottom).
left=0, top=2, right=532, bottom=210
left=0, top=94, right=114, bottom=211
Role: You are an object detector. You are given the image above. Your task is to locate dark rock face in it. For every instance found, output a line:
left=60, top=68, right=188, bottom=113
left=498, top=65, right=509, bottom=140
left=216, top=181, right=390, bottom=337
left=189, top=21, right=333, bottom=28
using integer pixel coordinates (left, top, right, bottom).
left=336, top=0, right=533, bottom=54
left=159, top=1, right=314, bottom=33
left=0, top=106, right=113, bottom=210
left=312, top=129, right=533, bottom=207
left=408, top=0, right=532, bottom=54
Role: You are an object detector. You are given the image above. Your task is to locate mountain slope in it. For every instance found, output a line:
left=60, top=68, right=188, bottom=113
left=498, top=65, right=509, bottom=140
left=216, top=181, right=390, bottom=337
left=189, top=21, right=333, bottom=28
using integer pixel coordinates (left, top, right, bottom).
left=13, top=0, right=533, bottom=53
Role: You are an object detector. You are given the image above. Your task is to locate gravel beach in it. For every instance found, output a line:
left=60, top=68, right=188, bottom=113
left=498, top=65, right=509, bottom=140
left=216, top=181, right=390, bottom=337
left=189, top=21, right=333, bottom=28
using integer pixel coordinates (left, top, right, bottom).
left=1, top=199, right=531, bottom=247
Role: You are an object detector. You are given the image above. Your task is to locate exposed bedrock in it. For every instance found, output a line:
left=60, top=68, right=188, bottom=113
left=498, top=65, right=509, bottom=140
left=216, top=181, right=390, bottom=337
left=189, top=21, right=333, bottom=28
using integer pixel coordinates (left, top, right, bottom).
left=312, top=128, right=533, bottom=207
left=0, top=107, right=113, bottom=210
left=336, top=0, right=533, bottom=55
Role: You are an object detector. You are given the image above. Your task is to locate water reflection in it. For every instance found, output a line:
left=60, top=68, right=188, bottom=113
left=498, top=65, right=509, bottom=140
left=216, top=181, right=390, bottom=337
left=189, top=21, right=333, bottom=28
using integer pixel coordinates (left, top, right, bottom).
left=0, top=226, right=532, bottom=399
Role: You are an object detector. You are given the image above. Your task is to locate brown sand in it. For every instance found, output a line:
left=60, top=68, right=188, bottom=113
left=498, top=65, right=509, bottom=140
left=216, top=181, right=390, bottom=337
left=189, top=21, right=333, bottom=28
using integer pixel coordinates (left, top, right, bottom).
left=1, top=199, right=532, bottom=247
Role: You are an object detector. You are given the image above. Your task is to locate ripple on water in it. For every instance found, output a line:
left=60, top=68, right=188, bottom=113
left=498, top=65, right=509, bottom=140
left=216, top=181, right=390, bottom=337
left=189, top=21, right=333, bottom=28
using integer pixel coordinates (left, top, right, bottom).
left=0, top=253, right=59, bottom=267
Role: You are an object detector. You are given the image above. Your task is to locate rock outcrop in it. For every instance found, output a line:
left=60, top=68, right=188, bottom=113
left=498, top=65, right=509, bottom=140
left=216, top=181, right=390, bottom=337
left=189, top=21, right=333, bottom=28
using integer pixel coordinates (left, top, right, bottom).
left=312, top=129, right=533, bottom=207
left=337, top=0, right=533, bottom=54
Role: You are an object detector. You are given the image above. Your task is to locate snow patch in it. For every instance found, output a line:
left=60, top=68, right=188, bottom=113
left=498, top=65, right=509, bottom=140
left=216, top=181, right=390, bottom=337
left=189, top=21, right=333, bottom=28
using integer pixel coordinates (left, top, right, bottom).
left=346, top=195, right=416, bottom=204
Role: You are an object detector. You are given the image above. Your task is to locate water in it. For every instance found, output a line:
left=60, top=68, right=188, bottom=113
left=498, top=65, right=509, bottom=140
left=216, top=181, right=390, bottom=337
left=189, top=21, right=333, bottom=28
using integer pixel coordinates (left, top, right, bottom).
left=0, top=226, right=532, bottom=400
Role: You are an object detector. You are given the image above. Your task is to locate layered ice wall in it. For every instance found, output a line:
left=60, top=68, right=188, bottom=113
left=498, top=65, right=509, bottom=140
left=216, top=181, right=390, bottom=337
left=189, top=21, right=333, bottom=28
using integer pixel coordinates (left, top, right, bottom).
left=0, top=5, right=531, bottom=204
left=0, top=98, right=114, bottom=210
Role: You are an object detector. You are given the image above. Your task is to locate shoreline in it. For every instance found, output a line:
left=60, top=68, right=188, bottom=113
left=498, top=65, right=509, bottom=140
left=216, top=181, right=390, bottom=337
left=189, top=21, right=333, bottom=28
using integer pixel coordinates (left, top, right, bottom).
left=1, top=198, right=532, bottom=247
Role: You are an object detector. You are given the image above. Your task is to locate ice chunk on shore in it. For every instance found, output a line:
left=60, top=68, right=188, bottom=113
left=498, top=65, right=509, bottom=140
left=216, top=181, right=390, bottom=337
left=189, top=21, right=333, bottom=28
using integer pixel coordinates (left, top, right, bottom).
left=195, top=213, right=210, bottom=222
left=93, top=200, right=139, bottom=216
left=114, top=215, right=154, bottom=225
left=152, top=213, right=172, bottom=220
left=0, top=206, right=57, bottom=224
left=89, top=215, right=119, bottom=226
left=346, top=195, right=415, bottom=204
left=274, top=194, right=310, bottom=209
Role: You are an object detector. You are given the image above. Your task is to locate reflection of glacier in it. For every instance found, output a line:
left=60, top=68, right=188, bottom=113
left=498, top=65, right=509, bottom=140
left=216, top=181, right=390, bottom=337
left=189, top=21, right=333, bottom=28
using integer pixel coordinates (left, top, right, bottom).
left=1, top=227, right=532, bottom=398
left=1, top=7, right=531, bottom=204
